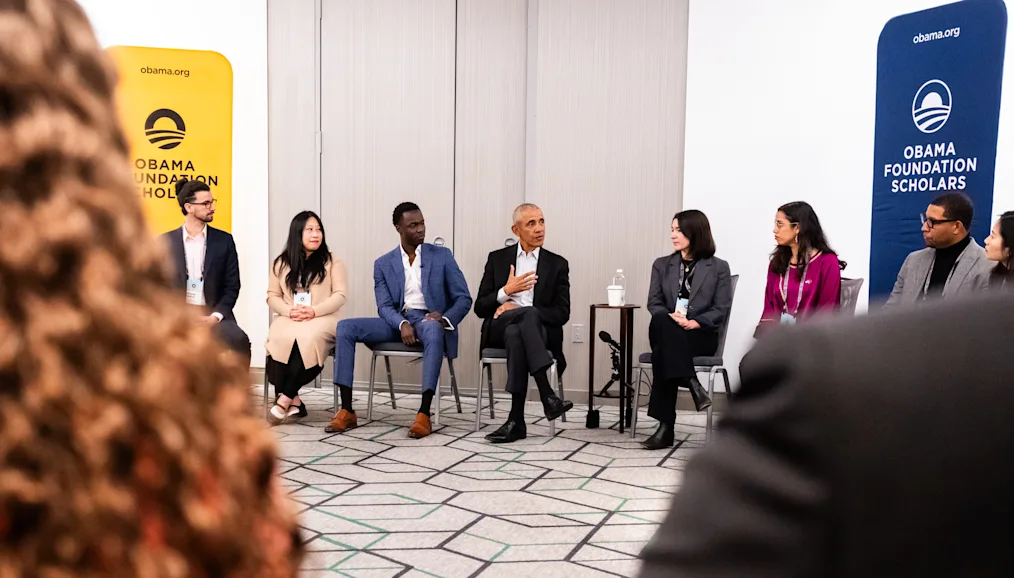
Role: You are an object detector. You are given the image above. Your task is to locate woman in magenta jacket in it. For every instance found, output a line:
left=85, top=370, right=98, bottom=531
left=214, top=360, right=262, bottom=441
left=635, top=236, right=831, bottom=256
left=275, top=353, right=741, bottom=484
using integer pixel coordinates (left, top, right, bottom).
left=756, top=201, right=845, bottom=335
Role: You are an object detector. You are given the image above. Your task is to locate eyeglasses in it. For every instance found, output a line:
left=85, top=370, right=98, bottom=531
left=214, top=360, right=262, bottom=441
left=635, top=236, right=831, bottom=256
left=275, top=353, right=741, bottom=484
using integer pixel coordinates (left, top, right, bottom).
left=188, top=198, right=218, bottom=209
left=920, top=213, right=956, bottom=229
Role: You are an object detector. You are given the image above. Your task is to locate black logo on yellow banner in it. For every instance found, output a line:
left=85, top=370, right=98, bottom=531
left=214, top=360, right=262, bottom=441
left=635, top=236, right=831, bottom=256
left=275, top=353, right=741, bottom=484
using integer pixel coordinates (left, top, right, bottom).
left=144, top=108, right=186, bottom=150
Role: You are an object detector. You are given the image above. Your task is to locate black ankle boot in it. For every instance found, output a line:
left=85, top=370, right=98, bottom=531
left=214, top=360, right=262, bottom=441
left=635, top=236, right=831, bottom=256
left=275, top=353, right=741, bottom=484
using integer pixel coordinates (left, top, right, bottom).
left=641, top=422, right=675, bottom=450
left=687, top=377, right=712, bottom=412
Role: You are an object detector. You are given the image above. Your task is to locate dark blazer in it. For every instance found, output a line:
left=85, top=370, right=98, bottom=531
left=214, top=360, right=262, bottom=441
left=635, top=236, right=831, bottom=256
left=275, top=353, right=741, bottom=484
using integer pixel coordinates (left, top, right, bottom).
left=640, top=294, right=1014, bottom=578
left=373, top=243, right=472, bottom=360
left=161, top=225, right=241, bottom=321
left=474, top=245, right=570, bottom=373
left=646, top=254, right=732, bottom=330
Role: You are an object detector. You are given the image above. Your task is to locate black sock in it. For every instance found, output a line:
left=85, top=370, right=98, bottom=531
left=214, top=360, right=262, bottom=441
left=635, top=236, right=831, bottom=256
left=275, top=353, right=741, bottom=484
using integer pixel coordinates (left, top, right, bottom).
left=419, top=390, right=435, bottom=416
left=509, top=392, right=526, bottom=423
left=532, top=367, right=554, bottom=401
left=339, top=385, right=354, bottom=414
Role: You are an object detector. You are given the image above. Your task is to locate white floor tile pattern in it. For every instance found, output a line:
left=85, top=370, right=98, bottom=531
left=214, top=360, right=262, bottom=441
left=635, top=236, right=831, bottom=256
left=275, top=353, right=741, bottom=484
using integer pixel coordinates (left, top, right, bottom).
left=262, top=385, right=707, bottom=578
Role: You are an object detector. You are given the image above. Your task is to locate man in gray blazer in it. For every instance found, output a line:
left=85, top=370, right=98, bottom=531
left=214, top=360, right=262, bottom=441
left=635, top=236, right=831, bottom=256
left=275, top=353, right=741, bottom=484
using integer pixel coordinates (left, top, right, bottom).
left=639, top=293, right=1014, bottom=577
left=885, top=192, right=991, bottom=307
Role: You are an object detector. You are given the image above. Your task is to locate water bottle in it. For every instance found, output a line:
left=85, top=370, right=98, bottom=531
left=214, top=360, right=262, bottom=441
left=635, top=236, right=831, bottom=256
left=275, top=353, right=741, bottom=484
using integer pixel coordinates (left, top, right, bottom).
left=608, top=269, right=626, bottom=306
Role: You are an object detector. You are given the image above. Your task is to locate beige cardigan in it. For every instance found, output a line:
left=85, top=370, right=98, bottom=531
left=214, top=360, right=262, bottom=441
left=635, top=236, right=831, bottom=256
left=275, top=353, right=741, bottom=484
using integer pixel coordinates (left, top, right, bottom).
left=265, top=254, right=348, bottom=369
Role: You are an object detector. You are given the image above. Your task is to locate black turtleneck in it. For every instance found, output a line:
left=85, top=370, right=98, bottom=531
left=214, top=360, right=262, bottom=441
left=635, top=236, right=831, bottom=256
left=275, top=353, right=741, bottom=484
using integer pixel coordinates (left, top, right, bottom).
left=927, top=234, right=971, bottom=297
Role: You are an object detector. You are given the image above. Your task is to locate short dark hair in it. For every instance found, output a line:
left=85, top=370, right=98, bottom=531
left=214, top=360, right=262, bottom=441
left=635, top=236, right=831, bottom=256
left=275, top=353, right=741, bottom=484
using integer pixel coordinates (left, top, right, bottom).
left=931, top=192, right=974, bottom=230
left=175, top=179, right=211, bottom=216
left=393, top=202, right=421, bottom=226
left=673, top=209, right=716, bottom=260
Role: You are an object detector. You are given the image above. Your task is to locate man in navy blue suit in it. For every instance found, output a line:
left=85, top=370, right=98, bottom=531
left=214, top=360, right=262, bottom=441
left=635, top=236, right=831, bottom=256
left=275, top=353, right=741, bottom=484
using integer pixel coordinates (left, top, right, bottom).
left=161, top=179, right=251, bottom=365
left=327, top=202, right=472, bottom=439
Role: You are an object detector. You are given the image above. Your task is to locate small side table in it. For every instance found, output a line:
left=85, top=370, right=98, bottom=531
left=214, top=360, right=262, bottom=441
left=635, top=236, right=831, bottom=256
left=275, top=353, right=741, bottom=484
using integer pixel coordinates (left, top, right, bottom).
left=587, top=304, right=639, bottom=433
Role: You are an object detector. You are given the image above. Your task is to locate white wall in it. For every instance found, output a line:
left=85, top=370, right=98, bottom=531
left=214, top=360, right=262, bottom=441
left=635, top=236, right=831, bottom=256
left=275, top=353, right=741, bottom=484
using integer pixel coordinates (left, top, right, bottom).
left=684, top=0, right=1014, bottom=387
left=79, top=0, right=269, bottom=367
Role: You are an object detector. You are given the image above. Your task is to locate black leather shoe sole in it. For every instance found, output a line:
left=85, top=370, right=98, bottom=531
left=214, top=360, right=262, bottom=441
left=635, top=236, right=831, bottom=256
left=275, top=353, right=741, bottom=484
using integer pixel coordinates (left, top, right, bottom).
left=641, top=436, right=675, bottom=450
left=487, top=431, right=527, bottom=444
left=544, top=400, right=574, bottom=421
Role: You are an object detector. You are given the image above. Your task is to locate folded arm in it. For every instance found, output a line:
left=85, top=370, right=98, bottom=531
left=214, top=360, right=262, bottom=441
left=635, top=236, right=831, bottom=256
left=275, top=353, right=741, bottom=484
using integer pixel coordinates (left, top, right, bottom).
left=313, top=257, right=348, bottom=317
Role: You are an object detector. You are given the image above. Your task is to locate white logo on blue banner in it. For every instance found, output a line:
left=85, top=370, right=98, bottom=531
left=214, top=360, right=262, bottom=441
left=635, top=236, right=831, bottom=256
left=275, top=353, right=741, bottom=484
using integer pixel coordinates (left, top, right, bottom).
left=912, top=79, right=952, bottom=134
left=869, top=0, right=1007, bottom=301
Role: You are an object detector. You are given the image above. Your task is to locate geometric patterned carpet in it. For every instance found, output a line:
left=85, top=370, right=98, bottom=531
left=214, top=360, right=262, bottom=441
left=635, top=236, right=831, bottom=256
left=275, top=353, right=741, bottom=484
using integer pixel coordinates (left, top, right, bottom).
left=261, top=384, right=708, bottom=577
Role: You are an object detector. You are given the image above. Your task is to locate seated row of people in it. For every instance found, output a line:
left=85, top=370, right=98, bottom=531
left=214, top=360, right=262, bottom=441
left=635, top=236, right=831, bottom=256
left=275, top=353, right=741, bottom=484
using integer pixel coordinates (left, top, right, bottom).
left=161, top=178, right=1014, bottom=447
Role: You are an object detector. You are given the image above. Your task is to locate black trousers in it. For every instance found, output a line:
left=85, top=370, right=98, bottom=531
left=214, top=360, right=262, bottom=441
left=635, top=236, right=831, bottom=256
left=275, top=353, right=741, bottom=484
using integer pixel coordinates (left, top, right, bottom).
left=213, top=319, right=252, bottom=366
left=267, top=342, right=324, bottom=400
left=647, top=311, right=718, bottom=425
left=487, top=307, right=554, bottom=394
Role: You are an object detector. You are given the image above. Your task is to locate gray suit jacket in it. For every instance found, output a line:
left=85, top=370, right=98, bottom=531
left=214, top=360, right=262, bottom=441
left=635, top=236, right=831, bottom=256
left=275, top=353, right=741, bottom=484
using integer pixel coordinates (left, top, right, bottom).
left=640, top=294, right=1014, bottom=577
left=646, top=254, right=732, bottom=331
left=885, top=238, right=991, bottom=307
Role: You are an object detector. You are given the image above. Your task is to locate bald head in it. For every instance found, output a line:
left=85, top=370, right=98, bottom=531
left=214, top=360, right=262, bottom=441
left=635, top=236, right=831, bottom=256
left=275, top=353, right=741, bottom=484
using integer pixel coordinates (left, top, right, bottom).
left=511, top=204, right=546, bottom=251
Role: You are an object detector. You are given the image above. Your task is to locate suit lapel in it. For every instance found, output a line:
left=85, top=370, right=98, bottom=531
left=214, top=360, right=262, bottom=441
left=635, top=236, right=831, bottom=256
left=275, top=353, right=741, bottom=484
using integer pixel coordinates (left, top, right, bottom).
left=532, top=249, right=546, bottom=304
left=391, top=247, right=406, bottom=308
left=203, top=227, right=216, bottom=279
left=420, top=243, right=432, bottom=299
left=171, top=226, right=187, bottom=284
left=689, top=258, right=713, bottom=301
left=945, top=242, right=978, bottom=297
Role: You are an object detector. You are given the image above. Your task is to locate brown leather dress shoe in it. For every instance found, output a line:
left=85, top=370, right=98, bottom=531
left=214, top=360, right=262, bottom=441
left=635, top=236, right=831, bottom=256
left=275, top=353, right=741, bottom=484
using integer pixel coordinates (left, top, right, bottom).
left=325, top=409, right=358, bottom=433
left=407, top=413, right=431, bottom=439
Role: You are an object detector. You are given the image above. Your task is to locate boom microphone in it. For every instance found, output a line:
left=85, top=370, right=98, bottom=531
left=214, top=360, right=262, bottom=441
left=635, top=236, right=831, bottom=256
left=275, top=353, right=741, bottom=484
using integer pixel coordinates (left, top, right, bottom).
left=598, top=330, right=621, bottom=350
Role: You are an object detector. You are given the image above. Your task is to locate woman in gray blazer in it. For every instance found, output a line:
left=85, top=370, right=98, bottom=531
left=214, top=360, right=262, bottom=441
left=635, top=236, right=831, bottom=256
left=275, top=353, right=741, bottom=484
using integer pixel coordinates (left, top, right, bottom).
left=643, top=210, right=733, bottom=450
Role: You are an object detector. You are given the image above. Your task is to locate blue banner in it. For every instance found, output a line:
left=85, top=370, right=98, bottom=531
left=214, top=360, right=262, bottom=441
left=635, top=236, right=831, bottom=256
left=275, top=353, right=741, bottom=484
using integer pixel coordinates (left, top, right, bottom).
left=870, top=0, right=1007, bottom=300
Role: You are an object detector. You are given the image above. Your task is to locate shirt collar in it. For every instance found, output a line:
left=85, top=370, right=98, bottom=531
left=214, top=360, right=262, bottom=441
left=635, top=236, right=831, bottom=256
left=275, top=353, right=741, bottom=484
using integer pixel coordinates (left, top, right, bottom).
left=183, top=224, right=208, bottom=241
left=400, top=244, right=421, bottom=263
left=517, top=245, right=541, bottom=260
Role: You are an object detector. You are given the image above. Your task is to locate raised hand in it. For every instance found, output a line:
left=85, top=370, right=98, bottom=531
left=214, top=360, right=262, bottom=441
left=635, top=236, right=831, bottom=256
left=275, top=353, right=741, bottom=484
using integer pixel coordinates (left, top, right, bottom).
left=503, top=265, right=537, bottom=296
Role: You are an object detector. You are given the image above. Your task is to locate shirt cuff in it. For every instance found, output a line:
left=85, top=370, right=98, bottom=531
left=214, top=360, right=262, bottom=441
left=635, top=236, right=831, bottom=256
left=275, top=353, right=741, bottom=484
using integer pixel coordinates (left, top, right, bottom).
left=497, top=288, right=510, bottom=304
left=441, top=317, right=455, bottom=331
left=211, top=312, right=224, bottom=322
left=399, top=319, right=409, bottom=329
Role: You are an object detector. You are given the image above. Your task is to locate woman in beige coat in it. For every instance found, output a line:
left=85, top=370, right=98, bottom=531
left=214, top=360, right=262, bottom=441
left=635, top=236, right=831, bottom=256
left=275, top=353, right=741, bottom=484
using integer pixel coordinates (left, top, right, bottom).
left=266, top=211, right=348, bottom=424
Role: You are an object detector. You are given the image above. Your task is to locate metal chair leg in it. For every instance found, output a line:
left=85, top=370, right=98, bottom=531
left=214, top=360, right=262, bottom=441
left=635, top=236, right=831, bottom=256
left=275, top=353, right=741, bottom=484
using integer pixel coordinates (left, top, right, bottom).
left=263, top=355, right=271, bottom=411
left=486, top=364, right=496, bottom=419
left=384, top=356, right=396, bottom=409
left=367, top=353, right=378, bottom=422
left=475, top=360, right=484, bottom=432
left=706, top=366, right=719, bottom=442
left=557, top=372, right=567, bottom=423
left=448, top=359, right=462, bottom=413
left=548, top=361, right=557, bottom=436
left=434, top=378, right=441, bottom=426
left=631, top=367, right=643, bottom=439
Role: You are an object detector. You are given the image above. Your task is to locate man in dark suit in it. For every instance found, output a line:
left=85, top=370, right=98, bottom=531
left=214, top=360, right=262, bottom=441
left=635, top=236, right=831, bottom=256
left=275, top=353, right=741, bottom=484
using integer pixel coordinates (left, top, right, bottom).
left=160, top=179, right=250, bottom=364
left=639, top=294, right=1014, bottom=577
left=327, top=202, right=472, bottom=439
left=474, top=203, right=573, bottom=443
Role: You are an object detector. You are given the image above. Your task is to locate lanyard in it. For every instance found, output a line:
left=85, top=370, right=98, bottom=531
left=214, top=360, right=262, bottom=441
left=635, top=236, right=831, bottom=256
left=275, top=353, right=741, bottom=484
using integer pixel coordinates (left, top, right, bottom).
left=780, top=265, right=808, bottom=316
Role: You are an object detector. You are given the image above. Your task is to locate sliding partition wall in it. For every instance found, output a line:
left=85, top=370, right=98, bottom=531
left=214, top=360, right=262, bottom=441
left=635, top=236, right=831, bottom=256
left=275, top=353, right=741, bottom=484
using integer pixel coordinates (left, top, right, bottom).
left=268, top=0, right=689, bottom=396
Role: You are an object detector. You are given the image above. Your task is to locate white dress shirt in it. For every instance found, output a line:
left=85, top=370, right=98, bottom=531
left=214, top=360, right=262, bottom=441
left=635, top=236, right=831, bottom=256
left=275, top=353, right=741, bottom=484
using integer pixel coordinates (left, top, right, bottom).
left=182, top=224, right=222, bottom=321
left=401, top=245, right=427, bottom=312
left=498, top=245, right=539, bottom=307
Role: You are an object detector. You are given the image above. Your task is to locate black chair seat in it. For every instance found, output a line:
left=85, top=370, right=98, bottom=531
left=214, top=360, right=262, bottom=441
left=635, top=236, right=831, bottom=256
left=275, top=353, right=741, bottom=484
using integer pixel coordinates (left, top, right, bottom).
left=638, top=352, right=652, bottom=365
left=480, top=348, right=508, bottom=359
left=368, top=342, right=424, bottom=353
left=693, top=356, right=723, bottom=367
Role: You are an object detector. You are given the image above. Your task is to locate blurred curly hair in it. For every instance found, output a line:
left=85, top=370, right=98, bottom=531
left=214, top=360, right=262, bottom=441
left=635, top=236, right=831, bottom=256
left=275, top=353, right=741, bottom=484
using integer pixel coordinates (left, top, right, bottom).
left=0, top=0, right=301, bottom=575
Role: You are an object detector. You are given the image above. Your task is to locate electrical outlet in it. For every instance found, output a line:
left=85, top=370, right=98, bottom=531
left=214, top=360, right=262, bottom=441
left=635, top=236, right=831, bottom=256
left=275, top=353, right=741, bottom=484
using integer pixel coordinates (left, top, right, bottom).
left=572, top=324, right=585, bottom=343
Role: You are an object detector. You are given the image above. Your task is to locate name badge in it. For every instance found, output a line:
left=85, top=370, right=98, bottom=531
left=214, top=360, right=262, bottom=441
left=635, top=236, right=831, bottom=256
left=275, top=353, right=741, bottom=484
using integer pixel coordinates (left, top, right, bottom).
left=780, top=312, right=796, bottom=325
left=186, top=278, right=204, bottom=306
left=675, top=298, right=689, bottom=316
left=294, top=292, right=312, bottom=307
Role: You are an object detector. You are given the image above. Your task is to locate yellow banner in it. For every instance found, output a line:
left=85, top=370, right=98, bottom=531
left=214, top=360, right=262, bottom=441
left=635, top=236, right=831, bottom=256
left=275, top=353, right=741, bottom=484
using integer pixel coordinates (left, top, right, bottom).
left=108, top=46, right=233, bottom=234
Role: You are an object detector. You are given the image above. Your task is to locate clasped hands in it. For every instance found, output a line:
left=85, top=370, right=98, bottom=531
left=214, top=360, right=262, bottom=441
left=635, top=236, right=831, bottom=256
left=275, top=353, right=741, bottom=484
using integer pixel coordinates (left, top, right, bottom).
left=669, top=310, right=700, bottom=330
left=400, top=312, right=445, bottom=345
left=289, top=305, right=316, bottom=322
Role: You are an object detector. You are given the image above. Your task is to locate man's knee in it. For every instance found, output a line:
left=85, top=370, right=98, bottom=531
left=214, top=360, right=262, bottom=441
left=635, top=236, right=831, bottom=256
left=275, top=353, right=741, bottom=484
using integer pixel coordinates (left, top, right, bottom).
left=418, top=320, right=445, bottom=345
left=504, top=324, right=522, bottom=343
left=520, top=307, right=543, bottom=325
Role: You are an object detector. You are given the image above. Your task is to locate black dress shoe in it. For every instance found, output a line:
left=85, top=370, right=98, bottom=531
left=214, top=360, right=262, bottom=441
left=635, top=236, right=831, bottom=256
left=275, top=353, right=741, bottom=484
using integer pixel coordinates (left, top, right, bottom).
left=686, top=377, right=712, bottom=412
left=484, top=420, right=527, bottom=443
left=542, top=395, right=574, bottom=421
left=641, top=422, right=675, bottom=450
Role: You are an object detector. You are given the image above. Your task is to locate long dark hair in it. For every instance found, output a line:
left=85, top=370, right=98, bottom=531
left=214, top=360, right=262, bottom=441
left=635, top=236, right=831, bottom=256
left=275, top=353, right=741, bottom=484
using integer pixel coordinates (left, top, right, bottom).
left=771, top=201, right=845, bottom=276
left=672, top=209, right=716, bottom=260
left=273, top=211, right=331, bottom=293
left=991, top=211, right=1014, bottom=285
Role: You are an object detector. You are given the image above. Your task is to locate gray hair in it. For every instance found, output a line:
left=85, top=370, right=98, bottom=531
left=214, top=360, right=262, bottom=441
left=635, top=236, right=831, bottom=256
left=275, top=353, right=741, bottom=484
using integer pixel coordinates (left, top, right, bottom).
left=512, top=203, right=541, bottom=225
